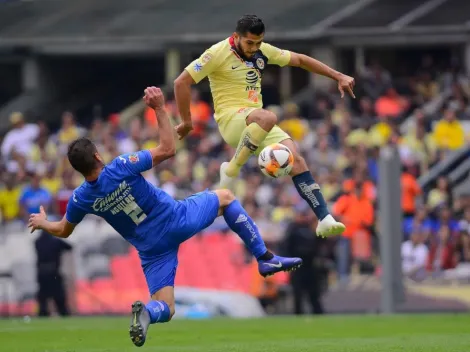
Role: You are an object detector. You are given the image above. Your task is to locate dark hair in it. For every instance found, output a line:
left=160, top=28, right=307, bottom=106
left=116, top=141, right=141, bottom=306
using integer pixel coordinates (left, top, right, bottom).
left=236, top=14, right=265, bottom=36
left=67, top=137, right=99, bottom=176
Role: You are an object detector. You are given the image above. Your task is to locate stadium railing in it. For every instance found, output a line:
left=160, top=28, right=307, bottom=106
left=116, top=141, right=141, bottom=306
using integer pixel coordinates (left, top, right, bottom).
left=418, top=144, right=470, bottom=192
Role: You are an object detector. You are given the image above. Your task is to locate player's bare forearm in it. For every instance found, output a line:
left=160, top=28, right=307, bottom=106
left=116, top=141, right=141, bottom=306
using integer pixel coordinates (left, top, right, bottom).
left=143, top=86, right=176, bottom=164
left=154, top=107, right=175, bottom=156
left=37, top=220, right=68, bottom=238
left=29, top=210, right=75, bottom=238
left=174, top=71, right=194, bottom=125
left=289, top=53, right=341, bottom=80
left=289, top=52, right=355, bottom=98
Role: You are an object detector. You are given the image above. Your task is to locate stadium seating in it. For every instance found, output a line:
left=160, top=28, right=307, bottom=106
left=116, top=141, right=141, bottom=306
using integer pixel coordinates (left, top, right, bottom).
left=0, top=217, right=264, bottom=315
left=332, top=0, right=425, bottom=28
left=0, top=0, right=356, bottom=40
left=411, top=0, right=470, bottom=26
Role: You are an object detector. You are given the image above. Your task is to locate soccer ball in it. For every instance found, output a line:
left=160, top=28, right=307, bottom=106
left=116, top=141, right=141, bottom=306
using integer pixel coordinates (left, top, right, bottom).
left=258, top=143, right=294, bottom=178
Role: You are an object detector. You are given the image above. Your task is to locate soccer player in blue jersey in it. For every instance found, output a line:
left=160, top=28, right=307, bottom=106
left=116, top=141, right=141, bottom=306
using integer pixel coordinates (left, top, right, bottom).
left=28, top=87, right=302, bottom=347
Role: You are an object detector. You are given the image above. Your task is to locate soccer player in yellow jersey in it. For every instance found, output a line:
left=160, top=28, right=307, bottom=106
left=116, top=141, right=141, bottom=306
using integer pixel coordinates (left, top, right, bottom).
left=174, top=15, right=355, bottom=237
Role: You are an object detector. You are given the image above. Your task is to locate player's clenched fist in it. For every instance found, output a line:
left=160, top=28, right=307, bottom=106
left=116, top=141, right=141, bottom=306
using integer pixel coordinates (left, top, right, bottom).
left=337, top=74, right=356, bottom=99
left=174, top=122, right=193, bottom=140
left=143, top=86, right=165, bottom=109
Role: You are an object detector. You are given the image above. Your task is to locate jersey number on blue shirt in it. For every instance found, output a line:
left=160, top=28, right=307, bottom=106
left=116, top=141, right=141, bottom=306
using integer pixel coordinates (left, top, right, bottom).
left=123, top=201, right=147, bottom=225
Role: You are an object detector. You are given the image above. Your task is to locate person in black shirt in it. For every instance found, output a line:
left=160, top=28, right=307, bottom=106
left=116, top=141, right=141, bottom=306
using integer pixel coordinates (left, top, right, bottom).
left=34, top=229, right=73, bottom=317
left=284, top=204, right=325, bottom=315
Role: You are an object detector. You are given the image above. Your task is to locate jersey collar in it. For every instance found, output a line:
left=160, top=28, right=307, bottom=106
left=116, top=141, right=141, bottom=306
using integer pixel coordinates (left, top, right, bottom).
left=85, top=167, right=105, bottom=187
left=229, top=36, right=267, bottom=73
left=229, top=35, right=246, bottom=62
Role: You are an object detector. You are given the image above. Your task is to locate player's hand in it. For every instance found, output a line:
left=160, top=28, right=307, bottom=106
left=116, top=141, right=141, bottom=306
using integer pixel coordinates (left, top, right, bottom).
left=28, top=205, right=47, bottom=233
left=174, top=122, right=193, bottom=140
left=337, top=74, right=355, bottom=99
left=143, top=86, right=165, bottom=109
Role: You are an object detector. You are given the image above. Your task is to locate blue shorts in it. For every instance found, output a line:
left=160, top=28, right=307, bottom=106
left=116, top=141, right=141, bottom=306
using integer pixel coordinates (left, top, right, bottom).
left=142, top=190, right=219, bottom=295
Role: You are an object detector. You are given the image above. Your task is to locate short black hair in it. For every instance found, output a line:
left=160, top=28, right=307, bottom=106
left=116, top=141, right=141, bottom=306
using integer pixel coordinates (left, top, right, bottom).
left=236, top=14, right=265, bottom=36
left=67, top=137, right=99, bottom=176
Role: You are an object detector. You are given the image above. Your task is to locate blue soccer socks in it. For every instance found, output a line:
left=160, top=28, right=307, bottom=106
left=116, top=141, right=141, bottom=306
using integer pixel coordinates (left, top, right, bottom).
left=145, top=300, right=171, bottom=324
left=223, top=200, right=268, bottom=259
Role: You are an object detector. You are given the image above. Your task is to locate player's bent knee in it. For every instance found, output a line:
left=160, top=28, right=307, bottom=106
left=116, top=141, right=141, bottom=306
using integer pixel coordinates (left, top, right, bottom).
left=263, top=111, right=278, bottom=128
left=214, top=189, right=235, bottom=207
left=248, top=110, right=278, bottom=131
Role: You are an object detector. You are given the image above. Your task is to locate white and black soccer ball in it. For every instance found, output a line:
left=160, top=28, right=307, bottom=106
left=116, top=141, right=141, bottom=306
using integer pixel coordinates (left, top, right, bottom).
left=258, top=143, right=294, bottom=178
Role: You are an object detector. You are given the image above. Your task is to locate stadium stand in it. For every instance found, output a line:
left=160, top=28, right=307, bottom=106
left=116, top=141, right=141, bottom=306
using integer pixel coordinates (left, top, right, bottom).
left=410, top=0, right=470, bottom=26
left=0, top=0, right=357, bottom=41
left=8, top=0, right=470, bottom=44
left=332, top=0, right=426, bottom=28
left=1, top=56, right=470, bottom=315
left=0, top=221, right=267, bottom=315
left=1, top=0, right=470, bottom=317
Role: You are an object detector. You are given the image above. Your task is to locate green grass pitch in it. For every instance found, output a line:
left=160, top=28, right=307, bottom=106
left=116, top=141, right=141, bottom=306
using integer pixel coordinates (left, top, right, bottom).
left=1, top=314, right=470, bottom=351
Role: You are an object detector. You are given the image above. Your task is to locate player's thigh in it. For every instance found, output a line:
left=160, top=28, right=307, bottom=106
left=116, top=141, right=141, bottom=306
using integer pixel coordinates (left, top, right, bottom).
left=213, top=189, right=236, bottom=214
left=217, top=107, right=259, bottom=148
left=171, top=190, right=220, bottom=243
left=142, top=250, right=178, bottom=297
left=257, top=126, right=292, bottom=155
left=217, top=107, right=290, bottom=156
left=245, top=108, right=278, bottom=130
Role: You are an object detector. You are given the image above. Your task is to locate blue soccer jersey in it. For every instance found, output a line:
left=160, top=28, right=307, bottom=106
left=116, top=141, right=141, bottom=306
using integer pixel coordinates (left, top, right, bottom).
left=65, top=150, right=177, bottom=258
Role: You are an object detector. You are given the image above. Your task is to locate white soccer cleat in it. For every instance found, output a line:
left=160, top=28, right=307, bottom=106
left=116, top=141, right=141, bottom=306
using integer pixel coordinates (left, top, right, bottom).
left=316, top=214, right=346, bottom=237
left=218, top=162, right=237, bottom=190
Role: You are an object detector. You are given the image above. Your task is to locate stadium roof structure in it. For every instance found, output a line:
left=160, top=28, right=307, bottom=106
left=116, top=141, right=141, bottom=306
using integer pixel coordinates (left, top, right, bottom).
left=0, top=0, right=469, bottom=54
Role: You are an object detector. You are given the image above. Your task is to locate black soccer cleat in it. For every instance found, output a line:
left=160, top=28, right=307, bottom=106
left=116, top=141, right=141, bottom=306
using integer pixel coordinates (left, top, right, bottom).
left=129, top=300, right=151, bottom=347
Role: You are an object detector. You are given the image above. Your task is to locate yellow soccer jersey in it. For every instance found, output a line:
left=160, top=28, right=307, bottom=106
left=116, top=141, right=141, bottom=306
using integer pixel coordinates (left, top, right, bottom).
left=185, top=37, right=291, bottom=115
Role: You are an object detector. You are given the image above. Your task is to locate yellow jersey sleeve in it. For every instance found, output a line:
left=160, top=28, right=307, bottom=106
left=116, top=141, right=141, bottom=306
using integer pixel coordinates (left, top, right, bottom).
left=261, top=42, right=291, bottom=67
left=185, top=48, right=222, bottom=84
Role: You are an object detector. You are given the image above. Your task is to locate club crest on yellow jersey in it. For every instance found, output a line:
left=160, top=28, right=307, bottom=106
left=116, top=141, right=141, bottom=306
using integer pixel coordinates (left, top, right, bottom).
left=202, top=53, right=212, bottom=64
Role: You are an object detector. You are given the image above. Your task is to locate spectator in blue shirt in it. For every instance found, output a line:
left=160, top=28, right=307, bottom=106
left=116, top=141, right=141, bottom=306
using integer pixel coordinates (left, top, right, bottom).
left=20, top=173, right=52, bottom=221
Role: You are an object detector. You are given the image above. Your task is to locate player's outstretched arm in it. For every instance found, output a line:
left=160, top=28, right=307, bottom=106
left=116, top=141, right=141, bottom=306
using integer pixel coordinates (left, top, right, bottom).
left=28, top=206, right=76, bottom=238
left=143, top=87, right=176, bottom=166
left=174, top=47, right=220, bottom=140
left=288, top=52, right=355, bottom=98
left=173, top=71, right=195, bottom=140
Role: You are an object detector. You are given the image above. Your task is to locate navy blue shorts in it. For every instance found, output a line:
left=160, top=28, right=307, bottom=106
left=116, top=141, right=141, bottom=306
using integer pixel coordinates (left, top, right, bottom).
left=142, top=190, right=219, bottom=295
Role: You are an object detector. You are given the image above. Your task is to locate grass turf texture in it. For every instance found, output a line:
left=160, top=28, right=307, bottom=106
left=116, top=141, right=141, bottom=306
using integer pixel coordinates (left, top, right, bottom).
left=1, top=314, right=469, bottom=351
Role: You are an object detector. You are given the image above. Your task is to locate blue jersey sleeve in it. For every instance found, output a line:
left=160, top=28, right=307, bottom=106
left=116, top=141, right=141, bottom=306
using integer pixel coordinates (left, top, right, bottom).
left=117, top=150, right=153, bottom=176
left=65, top=194, right=87, bottom=224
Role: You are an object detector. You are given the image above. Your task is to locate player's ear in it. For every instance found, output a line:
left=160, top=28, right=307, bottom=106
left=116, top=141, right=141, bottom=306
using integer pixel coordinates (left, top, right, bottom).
left=233, top=32, right=239, bottom=41
left=94, top=152, right=103, bottom=163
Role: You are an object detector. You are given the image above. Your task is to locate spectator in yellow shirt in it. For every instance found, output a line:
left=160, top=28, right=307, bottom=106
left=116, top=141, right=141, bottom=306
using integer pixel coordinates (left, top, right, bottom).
left=0, top=173, right=22, bottom=223
left=369, top=116, right=392, bottom=146
left=278, top=103, right=308, bottom=142
left=41, top=166, right=62, bottom=196
left=433, top=108, right=465, bottom=150
left=416, top=71, right=439, bottom=101
left=57, top=111, right=82, bottom=154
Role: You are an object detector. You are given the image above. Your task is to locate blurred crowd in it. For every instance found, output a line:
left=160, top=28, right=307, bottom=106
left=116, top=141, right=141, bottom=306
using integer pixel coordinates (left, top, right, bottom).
left=1, top=56, right=470, bottom=288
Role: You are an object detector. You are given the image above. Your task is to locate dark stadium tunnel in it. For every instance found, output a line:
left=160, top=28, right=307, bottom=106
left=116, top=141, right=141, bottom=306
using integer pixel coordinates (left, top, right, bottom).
left=27, top=55, right=166, bottom=131
left=0, top=62, right=21, bottom=106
